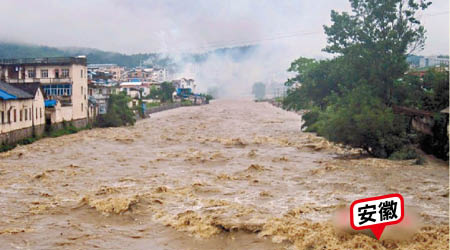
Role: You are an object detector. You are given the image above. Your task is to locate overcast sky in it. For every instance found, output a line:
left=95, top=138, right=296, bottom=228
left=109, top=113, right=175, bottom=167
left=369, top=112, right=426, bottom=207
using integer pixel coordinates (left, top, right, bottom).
left=0, top=0, right=448, bottom=56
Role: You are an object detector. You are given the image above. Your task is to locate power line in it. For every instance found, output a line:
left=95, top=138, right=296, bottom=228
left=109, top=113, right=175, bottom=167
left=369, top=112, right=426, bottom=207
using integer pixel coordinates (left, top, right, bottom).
left=164, top=30, right=322, bottom=53
left=161, top=11, right=449, bottom=53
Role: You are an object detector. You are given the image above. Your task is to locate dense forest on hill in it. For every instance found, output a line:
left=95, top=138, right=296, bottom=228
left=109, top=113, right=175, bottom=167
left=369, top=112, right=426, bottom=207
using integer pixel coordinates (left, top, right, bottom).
left=0, top=42, right=255, bottom=69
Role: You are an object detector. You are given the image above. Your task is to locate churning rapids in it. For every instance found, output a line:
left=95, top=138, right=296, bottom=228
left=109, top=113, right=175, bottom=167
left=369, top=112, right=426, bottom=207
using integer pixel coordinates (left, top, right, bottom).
left=0, top=100, right=448, bottom=249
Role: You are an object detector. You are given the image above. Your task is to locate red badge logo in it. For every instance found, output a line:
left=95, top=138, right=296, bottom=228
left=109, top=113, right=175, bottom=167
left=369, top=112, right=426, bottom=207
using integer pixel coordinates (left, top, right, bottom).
left=350, top=193, right=404, bottom=239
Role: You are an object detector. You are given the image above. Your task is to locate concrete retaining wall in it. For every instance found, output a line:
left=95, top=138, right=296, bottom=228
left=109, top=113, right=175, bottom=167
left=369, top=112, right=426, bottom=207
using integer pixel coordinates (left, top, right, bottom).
left=0, top=118, right=88, bottom=145
left=49, top=118, right=88, bottom=131
left=0, top=124, right=45, bottom=145
left=145, top=103, right=186, bottom=115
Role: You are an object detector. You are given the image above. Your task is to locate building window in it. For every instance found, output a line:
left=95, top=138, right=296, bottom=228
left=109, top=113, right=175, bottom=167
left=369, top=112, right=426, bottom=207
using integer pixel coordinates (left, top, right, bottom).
left=40, top=108, right=42, bottom=119
left=41, top=69, right=48, bottom=78
left=42, top=84, right=72, bottom=96
left=81, top=69, right=83, bottom=78
left=25, top=109, right=28, bottom=121
left=62, top=69, right=70, bottom=78
left=13, top=109, right=16, bottom=122
left=81, top=103, right=83, bottom=112
left=7, top=110, right=10, bottom=123
left=36, top=108, right=38, bottom=119
left=1, top=111, right=3, bottom=124
left=28, top=69, right=36, bottom=78
left=20, top=110, right=22, bottom=121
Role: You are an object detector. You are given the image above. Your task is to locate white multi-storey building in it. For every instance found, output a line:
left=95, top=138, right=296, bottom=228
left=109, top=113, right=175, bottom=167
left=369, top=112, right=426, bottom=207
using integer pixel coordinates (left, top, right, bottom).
left=0, top=57, right=88, bottom=126
left=419, top=56, right=449, bottom=68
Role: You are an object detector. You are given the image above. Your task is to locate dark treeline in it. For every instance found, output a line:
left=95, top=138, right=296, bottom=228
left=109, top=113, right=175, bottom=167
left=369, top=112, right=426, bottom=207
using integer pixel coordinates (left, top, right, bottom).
left=0, top=42, right=255, bottom=69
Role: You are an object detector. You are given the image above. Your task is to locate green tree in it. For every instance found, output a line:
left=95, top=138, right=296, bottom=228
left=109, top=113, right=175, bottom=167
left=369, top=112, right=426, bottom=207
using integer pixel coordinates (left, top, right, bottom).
left=323, top=0, right=431, bottom=103
left=283, top=56, right=359, bottom=110
left=285, top=57, right=318, bottom=87
left=417, top=69, right=449, bottom=160
left=252, top=82, right=266, bottom=100
left=97, top=92, right=135, bottom=127
left=159, top=82, right=176, bottom=103
left=148, top=82, right=175, bottom=103
left=285, top=0, right=433, bottom=159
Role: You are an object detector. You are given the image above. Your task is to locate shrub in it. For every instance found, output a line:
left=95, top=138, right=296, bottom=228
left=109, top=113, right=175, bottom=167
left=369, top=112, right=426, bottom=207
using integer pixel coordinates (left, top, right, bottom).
left=389, top=146, right=418, bottom=160
left=181, top=100, right=193, bottom=106
left=19, top=137, right=38, bottom=145
left=301, top=108, right=321, bottom=132
left=0, top=143, right=16, bottom=153
left=146, top=102, right=160, bottom=108
left=420, top=114, right=449, bottom=161
left=282, top=88, right=309, bottom=111
left=205, top=94, right=213, bottom=102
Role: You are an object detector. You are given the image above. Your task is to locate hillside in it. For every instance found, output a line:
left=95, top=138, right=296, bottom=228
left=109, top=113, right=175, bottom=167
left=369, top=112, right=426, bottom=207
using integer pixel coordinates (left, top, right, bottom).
left=0, top=42, right=256, bottom=69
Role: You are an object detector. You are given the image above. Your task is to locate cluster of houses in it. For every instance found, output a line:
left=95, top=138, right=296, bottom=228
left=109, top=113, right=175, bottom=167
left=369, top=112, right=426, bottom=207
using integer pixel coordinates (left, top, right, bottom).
left=0, top=56, right=199, bottom=145
left=89, top=64, right=199, bottom=110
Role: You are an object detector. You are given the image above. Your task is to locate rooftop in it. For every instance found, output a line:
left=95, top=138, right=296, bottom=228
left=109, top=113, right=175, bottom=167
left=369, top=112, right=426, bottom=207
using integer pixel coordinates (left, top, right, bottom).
left=88, top=63, right=118, bottom=68
left=9, top=83, right=41, bottom=96
left=0, top=81, right=34, bottom=100
left=0, top=56, right=87, bottom=66
left=120, top=82, right=142, bottom=86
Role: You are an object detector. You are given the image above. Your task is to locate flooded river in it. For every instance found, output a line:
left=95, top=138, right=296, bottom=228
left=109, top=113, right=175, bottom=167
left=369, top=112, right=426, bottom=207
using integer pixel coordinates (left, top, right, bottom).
left=0, top=100, right=448, bottom=249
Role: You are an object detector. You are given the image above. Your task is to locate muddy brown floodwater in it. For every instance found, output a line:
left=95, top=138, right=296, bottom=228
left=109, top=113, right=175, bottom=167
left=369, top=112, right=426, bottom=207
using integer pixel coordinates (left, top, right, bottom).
left=0, top=99, right=448, bottom=249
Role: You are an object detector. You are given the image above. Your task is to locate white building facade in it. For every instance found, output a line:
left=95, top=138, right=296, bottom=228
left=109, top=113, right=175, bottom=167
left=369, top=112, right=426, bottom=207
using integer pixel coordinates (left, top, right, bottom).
left=0, top=57, right=88, bottom=126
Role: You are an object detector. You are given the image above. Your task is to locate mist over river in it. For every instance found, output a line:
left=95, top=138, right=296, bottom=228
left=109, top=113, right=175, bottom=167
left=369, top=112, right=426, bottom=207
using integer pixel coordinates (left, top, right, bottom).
left=0, top=100, right=447, bottom=249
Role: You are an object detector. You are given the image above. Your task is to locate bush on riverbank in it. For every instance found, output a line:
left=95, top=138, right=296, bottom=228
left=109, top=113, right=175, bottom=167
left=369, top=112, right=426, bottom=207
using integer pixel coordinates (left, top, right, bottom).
left=146, top=102, right=160, bottom=108
left=310, top=86, right=410, bottom=158
left=47, top=121, right=80, bottom=137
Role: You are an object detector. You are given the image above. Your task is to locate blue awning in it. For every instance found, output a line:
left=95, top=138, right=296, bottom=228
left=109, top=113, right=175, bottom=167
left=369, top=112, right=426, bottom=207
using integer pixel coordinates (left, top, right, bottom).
left=0, top=89, right=17, bottom=100
left=45, top=100, right=57, bottom=107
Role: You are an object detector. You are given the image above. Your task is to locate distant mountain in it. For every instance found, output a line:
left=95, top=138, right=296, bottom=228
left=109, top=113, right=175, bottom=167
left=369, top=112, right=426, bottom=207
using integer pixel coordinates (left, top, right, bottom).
left=0, top=43, right=70, bottom=58
left=0, top=42, right=161, bottom=68
left=0, top=42, right=257, bottom=70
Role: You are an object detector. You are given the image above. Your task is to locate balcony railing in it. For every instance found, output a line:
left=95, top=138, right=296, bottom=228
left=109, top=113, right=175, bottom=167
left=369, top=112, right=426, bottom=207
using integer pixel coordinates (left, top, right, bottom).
left=4, top=78, right=72, bottom=84
left=39, top=78, right=72, bottom=84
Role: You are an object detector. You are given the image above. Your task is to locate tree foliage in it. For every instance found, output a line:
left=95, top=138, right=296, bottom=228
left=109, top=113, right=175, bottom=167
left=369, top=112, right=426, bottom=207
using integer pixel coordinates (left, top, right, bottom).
left=148, top=82, right=175, bottom=103
left=252, top=82, right=266, bottom=100
left=323, top=0, right=431, bottom=103
left=97, top=93, right=135, bottom=127
left=0, top=42, right=256, bottom=69
left=283, top=0, right=441, bottom=159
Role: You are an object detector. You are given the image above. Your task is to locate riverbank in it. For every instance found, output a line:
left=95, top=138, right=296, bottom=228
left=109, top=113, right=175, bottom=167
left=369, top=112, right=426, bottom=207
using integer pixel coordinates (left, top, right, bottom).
left=0, top=101, right=207, bottom=153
